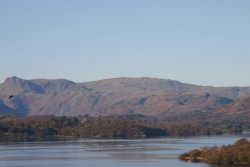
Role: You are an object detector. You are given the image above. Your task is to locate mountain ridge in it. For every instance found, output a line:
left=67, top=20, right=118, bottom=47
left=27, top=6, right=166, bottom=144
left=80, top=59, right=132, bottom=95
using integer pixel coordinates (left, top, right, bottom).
left=1, top=76, right=250, bottom=117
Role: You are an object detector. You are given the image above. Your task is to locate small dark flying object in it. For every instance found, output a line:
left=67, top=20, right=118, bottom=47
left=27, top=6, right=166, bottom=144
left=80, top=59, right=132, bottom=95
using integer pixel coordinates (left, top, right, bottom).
left=8, top=95, right=14, bottom=99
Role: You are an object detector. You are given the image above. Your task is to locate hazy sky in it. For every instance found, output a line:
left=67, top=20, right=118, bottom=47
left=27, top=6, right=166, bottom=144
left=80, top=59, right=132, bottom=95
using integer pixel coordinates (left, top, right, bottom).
left=0, top=0, right=249, bottom=86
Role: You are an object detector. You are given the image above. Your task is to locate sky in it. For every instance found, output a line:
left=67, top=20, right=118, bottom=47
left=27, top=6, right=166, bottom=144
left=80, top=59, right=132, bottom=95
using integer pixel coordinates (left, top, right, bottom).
left=0, top=0, right=250, bottom=86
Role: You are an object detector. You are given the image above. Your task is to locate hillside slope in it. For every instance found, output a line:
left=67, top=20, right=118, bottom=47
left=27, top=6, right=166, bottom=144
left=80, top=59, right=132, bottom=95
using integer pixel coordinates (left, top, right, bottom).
left=1, top=76, right=250, bottom=117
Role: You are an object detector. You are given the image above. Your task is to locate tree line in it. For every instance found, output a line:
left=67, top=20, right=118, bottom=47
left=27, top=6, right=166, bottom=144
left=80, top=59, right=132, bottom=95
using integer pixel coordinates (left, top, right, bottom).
left=0, top=115, right=247, bottom=141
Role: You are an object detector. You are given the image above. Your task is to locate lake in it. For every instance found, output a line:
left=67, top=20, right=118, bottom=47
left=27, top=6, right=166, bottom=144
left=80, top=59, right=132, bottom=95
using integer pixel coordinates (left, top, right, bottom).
left=0, top=135, right=248, bottom=167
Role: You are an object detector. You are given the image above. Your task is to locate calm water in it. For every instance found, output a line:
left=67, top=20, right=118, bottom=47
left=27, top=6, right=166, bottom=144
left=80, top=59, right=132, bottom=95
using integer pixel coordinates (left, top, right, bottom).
left=0, top=135, right=248, bottom=167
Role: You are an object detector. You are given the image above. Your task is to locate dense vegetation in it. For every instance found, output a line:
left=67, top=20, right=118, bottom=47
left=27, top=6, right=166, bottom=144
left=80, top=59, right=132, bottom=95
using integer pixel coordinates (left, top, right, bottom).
left=179, top=138, right=250, bottom=167
left=0, top=115, right=165, bottom=141
left=0, top=115, right=248, bottom=141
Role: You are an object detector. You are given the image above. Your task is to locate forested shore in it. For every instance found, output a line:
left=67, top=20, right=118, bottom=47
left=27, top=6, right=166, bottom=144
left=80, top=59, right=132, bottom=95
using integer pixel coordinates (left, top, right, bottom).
left=180, top=138, right=250, bottom=167
left=0, top=115, right=248, bottom=141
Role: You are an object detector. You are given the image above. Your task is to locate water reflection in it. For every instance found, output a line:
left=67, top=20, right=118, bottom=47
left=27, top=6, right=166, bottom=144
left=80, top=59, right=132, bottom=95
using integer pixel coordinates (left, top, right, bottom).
left=0, top=136, right=245, bottom=167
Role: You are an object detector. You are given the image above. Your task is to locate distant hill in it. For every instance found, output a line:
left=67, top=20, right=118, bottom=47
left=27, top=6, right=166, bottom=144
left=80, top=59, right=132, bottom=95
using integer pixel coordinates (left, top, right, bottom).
left=215, top=96, right=250, bottom=119
left=1, top=76, right=250, bottom=117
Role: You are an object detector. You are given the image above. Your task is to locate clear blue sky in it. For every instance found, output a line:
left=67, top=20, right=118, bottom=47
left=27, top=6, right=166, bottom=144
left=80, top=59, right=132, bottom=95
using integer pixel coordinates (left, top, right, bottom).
left=0, top=0, right=249, bottom=86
